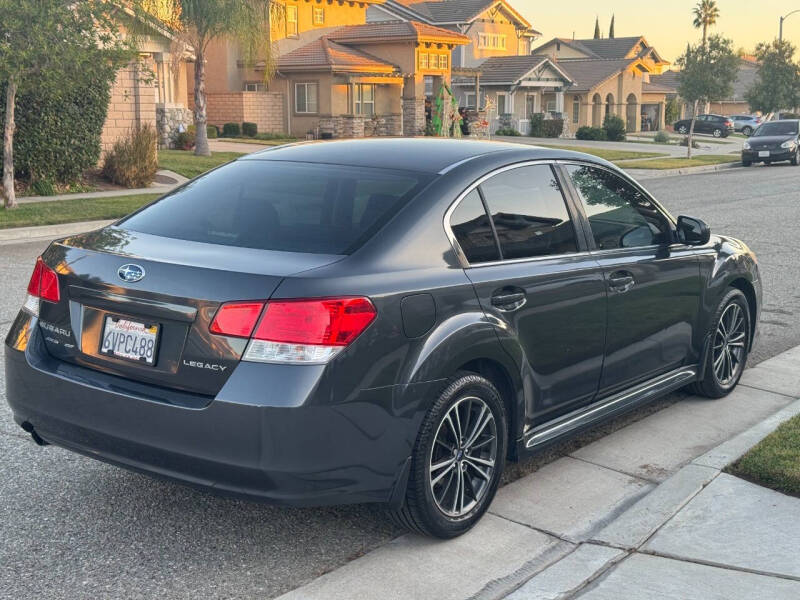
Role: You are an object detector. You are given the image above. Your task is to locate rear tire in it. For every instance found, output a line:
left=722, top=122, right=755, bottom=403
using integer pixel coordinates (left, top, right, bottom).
left=390, top=372, right=507, bottom=538
left=690, top=288, right=751, bottom=399
left=713, top=128, right=723, bottom=138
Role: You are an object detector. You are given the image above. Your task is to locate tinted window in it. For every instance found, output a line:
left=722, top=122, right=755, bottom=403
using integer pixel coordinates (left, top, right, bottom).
left=449, top=190, right=500, bottom=264
left=566, top=165, right=671, bottom=250
left=480, top=165, right=578, bottom=260
left=754, top=121, right=799, bottom=136
left=121, top=160, right=429, bottom=254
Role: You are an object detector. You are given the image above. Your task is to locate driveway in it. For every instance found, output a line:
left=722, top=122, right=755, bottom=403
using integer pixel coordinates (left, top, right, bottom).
left=0, top=164, right=797, bottom=598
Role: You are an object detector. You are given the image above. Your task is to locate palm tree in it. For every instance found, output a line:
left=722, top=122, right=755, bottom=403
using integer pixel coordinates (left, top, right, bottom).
left=169, top=1, right=281, bottom=156
left=692, top=0, right=720, bottom=47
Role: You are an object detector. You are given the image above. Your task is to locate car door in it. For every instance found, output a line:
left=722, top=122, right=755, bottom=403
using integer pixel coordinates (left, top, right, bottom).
left=694, top=115, right=709, bottom=134
left=448, top=162, right=608, bottom=426
left=562, top=163, right=702, bottom=396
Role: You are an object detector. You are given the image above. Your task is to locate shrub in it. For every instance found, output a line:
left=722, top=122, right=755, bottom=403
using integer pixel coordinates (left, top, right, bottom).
left=207, top=125, right=219, bottom=139
left=242, top=122, right=258, bottom=137
left=665, top=98, right=681, bottom=125
left=679, top=136, right=701, bottom=149
left=653, top=130, right=671, bottom=144
left=495, top=127, right=521, bottom=136
left=31, top=178, right=56, bottom=196
left=222, top=122, right=241, bottom=137
left=603, top=114, right=627, bottom=141
left=529, top=113, right=545, bottom=137
left=576, top=126, right=607, bottom=141
left=542, top=119, right=564, bottom=138
left=102, top=124, right=158, bottom=188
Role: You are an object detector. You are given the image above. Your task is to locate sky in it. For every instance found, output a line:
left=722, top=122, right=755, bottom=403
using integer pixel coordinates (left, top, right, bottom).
left=515, top=0, right=800, bottom=63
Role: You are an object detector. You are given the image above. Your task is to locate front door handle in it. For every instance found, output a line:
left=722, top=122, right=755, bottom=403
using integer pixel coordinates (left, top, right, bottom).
left=608, top=271, right=635, bottom=293
left=491, top=289, right=526, bottom=311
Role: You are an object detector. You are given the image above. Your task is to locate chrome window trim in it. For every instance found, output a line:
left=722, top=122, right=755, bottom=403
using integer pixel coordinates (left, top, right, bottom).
left=443, top=159, right=586, bottom=269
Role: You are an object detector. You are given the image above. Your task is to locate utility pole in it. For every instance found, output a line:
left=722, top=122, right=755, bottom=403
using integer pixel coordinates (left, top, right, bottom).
left=780, top=10, right=800, bottom=43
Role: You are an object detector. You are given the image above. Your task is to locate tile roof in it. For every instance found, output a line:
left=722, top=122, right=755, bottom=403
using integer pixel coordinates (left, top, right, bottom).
left=476, top=55, right=573, bottom=85
left=644, top=70, right=680, bottom=93
left=569, top=37, right=644, bottom=59
left=556, top=58, right=637, bottom=92
left=277, top=38, right=398, bottom=72
left=327, top=20, right=470, bottom=44
left=386, top=0, right=532, bottom=29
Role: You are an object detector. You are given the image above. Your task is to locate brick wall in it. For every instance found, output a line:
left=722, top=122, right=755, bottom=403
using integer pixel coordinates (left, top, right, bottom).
left=101, top=60, right=157, bottom=154
left=204, top=92, right=287, bottom=135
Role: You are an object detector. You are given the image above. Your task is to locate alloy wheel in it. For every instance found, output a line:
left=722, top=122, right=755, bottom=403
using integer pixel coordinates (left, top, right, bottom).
left=429, top=396, right=498, bottom=518
left=712, top=303, right=747, bottom=386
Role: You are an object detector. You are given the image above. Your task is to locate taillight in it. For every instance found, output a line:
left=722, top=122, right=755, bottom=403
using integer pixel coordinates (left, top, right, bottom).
left=209, top=302, right=265, bottom=338
left=210, top=296, right=377, bottom=365
left=23, top=257, right=60, bottom=315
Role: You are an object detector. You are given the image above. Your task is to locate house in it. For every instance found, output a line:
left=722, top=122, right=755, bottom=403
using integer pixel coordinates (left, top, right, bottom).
left=709, top=58, right=759, bottom=116
left=104, top=9, right=191, bottom=151
left=532, top=36, right=672, bottom=132
left=367, top=0, right=541, bottom=67
left=198, top=0, right=470, bottom=137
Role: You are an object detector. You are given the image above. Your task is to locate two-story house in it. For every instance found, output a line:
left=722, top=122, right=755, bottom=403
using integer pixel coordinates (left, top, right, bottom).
left=532, top=36, right=671, bottom=132
left=198, top=0, right=470, bottom=138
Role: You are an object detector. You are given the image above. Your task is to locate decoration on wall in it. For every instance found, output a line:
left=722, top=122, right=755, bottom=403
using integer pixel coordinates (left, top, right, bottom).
left=432, top=83, right=463, bottom=138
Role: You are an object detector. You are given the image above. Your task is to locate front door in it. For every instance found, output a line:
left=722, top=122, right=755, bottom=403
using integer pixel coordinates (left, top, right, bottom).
left=563, top=163, right=702, bottom=396
left=448, top=163, right=607, bottom=427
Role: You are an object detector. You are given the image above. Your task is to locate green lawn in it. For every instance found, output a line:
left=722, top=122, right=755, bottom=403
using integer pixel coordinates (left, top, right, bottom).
left=622, top=154, right=739, bottom=170
left=535, top=144, right=667, bottom=162
left=158, top=150, right=244, bottom=179
left=728, top=414, right=800, bottom=498
left=0, top=194, right=161, bottom=229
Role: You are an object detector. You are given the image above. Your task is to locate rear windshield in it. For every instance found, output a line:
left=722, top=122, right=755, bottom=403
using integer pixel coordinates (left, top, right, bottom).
left=120, top=159, right=430, bottom=254
left=755, top=122, right=799, bottom=136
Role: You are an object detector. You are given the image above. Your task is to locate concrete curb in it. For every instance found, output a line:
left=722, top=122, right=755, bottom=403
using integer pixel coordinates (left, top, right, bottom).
left=624, top=161, right=741, bottom=179
left=0, top=220, right=114, bottom=245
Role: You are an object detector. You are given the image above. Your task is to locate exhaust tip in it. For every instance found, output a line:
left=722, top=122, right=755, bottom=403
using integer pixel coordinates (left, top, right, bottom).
left=20, top=421, right=48, bottom=446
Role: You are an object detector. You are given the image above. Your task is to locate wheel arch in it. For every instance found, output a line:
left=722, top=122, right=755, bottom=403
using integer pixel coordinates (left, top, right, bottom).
left=729, top=277, right=758, bottom=351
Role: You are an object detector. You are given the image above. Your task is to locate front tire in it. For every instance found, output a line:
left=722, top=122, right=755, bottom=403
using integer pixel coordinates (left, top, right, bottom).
left=691, top=288, right=751, bottom=399
left=391, top=373, right=507, bottom=538
left=791, top=149, right=800, bottom=166
left=742, top=159, right=752, bottom=167
left=677, top=124, right=688, bottom=134
left=742, top=126, right=753, bottom=136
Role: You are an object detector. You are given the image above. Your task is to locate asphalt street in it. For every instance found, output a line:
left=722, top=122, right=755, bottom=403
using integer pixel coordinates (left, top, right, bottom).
left=1, top=163, right=798, bottom=599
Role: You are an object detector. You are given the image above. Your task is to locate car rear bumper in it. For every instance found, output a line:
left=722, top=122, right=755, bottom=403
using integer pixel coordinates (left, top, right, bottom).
left=5, top=315, right=436, bottom=507
left=742, top=149, right=795, bottom=163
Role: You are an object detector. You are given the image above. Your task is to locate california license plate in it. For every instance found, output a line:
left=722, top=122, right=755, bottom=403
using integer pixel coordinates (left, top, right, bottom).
left=100, top=316, right=160, bottom=365
left=759, top=150, right=770, bottom=157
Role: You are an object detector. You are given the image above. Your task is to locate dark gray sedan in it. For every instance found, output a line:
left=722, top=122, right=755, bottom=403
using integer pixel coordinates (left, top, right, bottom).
left=5, top=139, right=761, bottom=538
left=742, top=120, right=800, bottom=166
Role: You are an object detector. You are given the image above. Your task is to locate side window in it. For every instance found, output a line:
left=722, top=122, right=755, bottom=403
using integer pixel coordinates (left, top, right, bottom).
left=566, top=165, right=671, bottom=250
left=480, top=165, right=578, bottom=260
left=449, top=190, right=500, bottom=264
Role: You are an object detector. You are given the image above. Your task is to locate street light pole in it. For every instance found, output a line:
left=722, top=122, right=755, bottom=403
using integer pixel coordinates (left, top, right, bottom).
left=780, top=9, right=800, bottom=43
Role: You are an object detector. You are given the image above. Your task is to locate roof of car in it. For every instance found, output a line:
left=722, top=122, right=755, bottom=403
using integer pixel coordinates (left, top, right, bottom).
left=242, top=138, right=609, bottom=174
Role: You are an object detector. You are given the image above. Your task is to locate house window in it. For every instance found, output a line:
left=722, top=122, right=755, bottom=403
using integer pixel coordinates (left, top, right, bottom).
left=478, top=33, right=507, bottom=50
left=439, top=54, right=448, bottom=70
left=286, top=5, right=298, bottom=37
left=354, top=84, right=375, bottom=116
left=244, top=82, right=265, bottom=92
left=295, top=82, right=318, bottom=114
left=419, top=52, right=428, bottom=69
left=430, top=54, right=439, bottom=69
left=572, top=97, right=580, bottom=123
left=313, top=6, right=324, bottom=25
left=546, top=100, right=557, bottom=113
left=464, top=92, right=476, bottom=108
left=497, top=93, right=508, bottom=115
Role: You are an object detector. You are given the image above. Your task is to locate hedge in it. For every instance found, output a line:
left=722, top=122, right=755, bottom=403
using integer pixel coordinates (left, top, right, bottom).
left=242, top=122, right=257, bottom=137
left=222, top=122, right=241, bottom=137
left=576, top=126, right=607, bottom=141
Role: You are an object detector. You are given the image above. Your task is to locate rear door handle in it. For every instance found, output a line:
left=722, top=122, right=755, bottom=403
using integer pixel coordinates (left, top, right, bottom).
left=491, top=289, right=526, bottom=311
left=608, top=271, right=635, bottom=293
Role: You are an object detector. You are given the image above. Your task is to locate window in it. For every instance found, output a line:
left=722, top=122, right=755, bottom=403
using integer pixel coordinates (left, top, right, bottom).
left=120, top=161, right=430, bottom=255
left=354, top=84, right=375, bottom=116
left=430, top=54, right=439, bottom=69
left=479, top=165, right=578, bottom=260
left=546, top=100, right=557, bottom=113
left=496, top=93, right=507, bottom=115
left=244, top=82, right=265, bottom=92
left=464, top=92, right=476, bottom=108
left=313, top=6, right=324, bottom=25
left=572, top=97, right=580, bottom=123
left=419, top=52, right=429, bottom=69
left=566, top=165, right=671, bottom=250
left=478, top=33, right=507, bottom=50
left=295, top=82, right=318, bottom=114
left=286, top=5, right=298, bottom=37
left=449, top=190, right=500, bottom=264
left=439, top=54, right=448, bottom=70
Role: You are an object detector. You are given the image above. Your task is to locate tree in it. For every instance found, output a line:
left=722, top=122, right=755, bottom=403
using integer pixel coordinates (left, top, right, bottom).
left=0, top=0, right=133, bottom=209
left=169, top=1, right=280, bottom=157
left=594, top=17, right=601, bottom=40
left=677, top=35, right=738, bottom=157
left=693, top=0, right=720, bottom=47
left=609, top=15, right=615, bottom=39
left=745, top=40, right=800, bottom=116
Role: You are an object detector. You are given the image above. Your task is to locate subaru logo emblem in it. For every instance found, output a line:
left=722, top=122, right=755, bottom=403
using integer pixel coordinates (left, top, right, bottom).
left=118, top=264, right=145, bottom=283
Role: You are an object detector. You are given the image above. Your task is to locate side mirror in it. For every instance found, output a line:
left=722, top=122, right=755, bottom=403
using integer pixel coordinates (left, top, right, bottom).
left=677, top=215, right=711, bottom=245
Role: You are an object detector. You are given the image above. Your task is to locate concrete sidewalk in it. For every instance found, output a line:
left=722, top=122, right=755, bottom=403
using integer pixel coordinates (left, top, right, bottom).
left=276, top=347, right=800, bottom=600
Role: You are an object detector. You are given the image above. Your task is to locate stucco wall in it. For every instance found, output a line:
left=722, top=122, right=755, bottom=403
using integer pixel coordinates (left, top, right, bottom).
left=204, top=91, right=287, bottom=134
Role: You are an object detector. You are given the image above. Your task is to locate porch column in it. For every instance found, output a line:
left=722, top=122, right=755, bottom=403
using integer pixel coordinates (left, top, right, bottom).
left=555, top=91, right=565, bottom=117
left=474, top=73, right=481, bottom=110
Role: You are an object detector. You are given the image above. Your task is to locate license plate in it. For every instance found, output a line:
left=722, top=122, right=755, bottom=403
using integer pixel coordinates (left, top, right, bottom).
left=100, top=316, right=160, bottom=365
left=759, top=151, right=770, bottom=157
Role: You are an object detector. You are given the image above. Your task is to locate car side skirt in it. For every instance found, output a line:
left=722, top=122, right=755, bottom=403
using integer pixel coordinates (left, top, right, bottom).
left=520, top=365, right=699, bottom=453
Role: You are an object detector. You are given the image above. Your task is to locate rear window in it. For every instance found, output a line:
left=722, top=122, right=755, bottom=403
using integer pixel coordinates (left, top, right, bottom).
left=755, top=121, right=799, bottom=136
left=120, top=160, right=430, bottom=254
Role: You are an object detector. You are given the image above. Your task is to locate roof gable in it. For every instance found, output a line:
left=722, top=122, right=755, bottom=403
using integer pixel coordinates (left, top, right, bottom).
left=327, top=20, right=470, bottom=45
left=556, top=58, right=644, bottom=92
left=277, top=37, right=398, bottom=72
left=476, top=55, right=574, bottom=85
left=384, top=0, right=532, bottom=30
